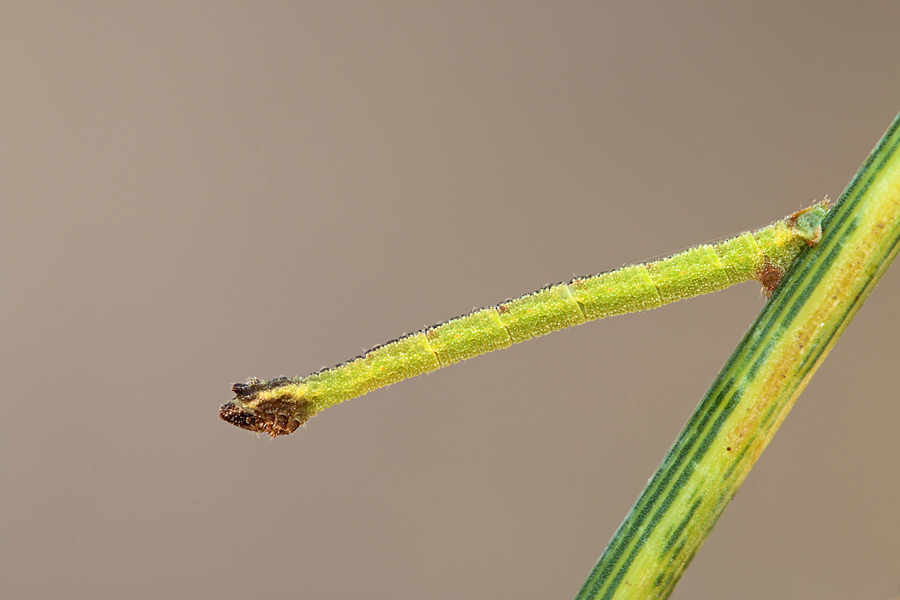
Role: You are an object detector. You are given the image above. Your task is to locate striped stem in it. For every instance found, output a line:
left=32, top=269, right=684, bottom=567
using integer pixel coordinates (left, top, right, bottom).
left=574, top=111, right=900, bottom=599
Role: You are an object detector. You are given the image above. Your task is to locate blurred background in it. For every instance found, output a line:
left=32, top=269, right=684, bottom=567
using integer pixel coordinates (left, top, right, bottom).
left=3, top=3, right=899, bottom=599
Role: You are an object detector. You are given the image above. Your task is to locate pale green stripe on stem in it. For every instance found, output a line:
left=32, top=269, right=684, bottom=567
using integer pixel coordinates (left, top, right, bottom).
left=575, top=111, right=900, bottom=600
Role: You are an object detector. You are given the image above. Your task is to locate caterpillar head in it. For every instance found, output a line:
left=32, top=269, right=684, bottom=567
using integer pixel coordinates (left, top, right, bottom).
left=219, top=377, right=312, bottom=438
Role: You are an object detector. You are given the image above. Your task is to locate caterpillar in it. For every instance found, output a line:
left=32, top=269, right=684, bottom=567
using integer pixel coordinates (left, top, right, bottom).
left=220, top=202, right=828, bottom=437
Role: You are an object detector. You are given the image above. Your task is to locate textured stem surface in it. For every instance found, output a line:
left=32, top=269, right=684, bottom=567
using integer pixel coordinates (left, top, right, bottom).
left=574, top=111, right=900, bottom=600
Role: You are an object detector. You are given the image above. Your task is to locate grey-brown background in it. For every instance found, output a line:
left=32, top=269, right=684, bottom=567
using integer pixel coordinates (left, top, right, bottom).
left=3, top=3, right=899, bottom=599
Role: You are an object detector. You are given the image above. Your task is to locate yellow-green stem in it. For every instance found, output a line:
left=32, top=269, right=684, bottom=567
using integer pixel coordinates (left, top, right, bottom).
left=575, top=112, right=900, bottom=599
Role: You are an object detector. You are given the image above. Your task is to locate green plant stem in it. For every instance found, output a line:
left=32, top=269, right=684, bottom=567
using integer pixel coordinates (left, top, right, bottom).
left=575, top=111, right=900, bottom=600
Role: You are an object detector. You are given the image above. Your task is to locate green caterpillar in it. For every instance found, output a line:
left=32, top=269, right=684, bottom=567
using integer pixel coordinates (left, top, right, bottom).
left=220, top=203, right=828, bottom=437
